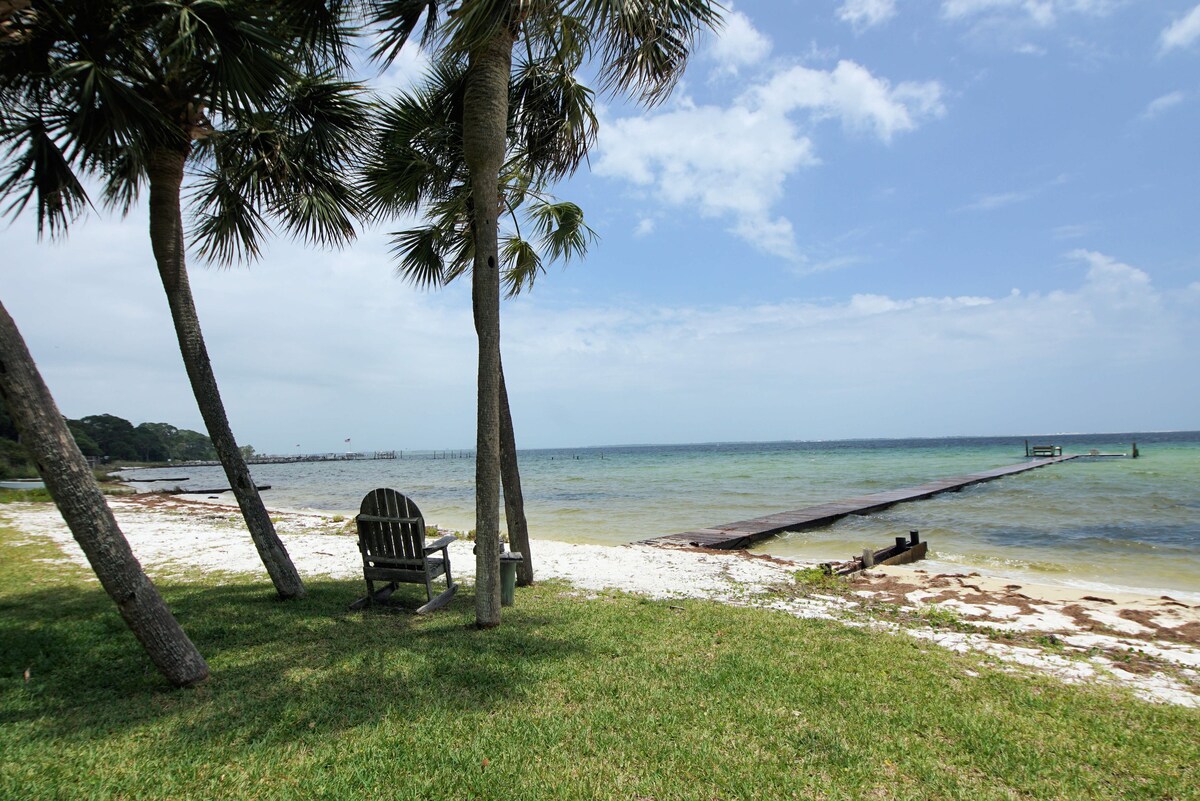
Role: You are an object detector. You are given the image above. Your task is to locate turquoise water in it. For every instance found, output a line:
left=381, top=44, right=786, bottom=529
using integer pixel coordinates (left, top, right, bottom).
left=120, top=432, right=1200, bottom=598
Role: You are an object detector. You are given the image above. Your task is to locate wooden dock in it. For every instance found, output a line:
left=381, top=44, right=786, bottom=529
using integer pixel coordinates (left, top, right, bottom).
left=647, top=454, right=1083, bottom=550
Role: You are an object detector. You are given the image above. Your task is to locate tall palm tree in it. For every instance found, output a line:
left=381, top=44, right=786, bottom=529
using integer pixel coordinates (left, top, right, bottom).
left=0, top=0, right=369, bottom=599
left=369, top=0, right=722, bottom=626
left=369, top=0, right=715, bottom=623
left=361, top=57, right=596, bottom=588
left=0, top=299, right=209, bottom=687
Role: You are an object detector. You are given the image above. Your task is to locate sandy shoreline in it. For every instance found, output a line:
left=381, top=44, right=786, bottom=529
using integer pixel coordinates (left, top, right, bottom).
left=2, top=493, right=1198, bottom=707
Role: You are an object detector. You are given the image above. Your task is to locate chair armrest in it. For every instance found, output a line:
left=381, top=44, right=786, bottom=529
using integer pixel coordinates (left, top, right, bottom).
left=424, top=534, right=457, bottom=553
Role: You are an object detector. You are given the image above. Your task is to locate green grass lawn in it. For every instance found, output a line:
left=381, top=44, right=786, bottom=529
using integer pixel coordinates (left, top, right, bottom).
left=1, top=522, right=1197, bottom=801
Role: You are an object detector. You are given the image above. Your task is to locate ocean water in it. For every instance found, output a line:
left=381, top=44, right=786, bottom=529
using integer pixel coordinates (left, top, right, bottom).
left=119, top=432, right=1200, bottom=599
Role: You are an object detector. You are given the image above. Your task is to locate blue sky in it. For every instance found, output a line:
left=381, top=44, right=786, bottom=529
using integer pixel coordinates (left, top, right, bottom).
left=4, top=0, right=1199, bottom=451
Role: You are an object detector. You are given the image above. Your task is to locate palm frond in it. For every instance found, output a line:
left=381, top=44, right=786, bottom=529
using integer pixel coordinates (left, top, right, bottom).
left=274, top=72, right=370, bottom=163
left=520, top=6, right=590, bottom=72
left=188, top=69, right=368, bottom=260
left=369, top=0, right=441, bottom=64
left=276, top=168, right=361, bottom=247
left=571, top=0, right=723, bottom=106
left=360, top=65, right=466, bottom=218
left=500, top=233, right=543, bottom=297
left=54, top=57, right=174, bottom=153
left=358, top=47, right=508, bottom=283
left=271, top=0, right=361, bottom=71
left=509, top=56, right=597, bottom=181
left=172, top=0, right=295, bottom=119
left=389, top=224, right=448, bottom=289
left=189, top=165, right=273, bottom=265
left=100, top=149, right=147, bottom=216
left=0, top=114, right=89, bottom=238
left=529, top=198, right=594, bottom=266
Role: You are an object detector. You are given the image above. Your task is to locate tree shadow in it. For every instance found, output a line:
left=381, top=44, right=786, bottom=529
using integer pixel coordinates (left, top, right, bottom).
left=0, top=574, right=589, bottom=745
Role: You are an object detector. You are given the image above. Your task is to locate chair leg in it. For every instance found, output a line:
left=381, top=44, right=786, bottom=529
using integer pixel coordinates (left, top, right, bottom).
left=350, top=579, right=400, bottom=611
left=349, top=577, right=376, bottom=611
left=416, top=583, right=457, bottom=614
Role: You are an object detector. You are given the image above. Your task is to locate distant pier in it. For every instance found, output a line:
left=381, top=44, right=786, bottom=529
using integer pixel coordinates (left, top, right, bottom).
left=177, top=451, right=399, bottom=468
left=646, top=454, right=1087, bottom=550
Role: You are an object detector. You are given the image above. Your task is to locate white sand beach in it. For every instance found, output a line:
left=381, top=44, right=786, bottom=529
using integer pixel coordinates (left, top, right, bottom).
left=4, top=493, right=1198, bottom=707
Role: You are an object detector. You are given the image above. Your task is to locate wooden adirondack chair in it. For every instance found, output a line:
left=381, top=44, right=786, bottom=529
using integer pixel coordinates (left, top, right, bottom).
left=349, top=488, right=457, bottom=613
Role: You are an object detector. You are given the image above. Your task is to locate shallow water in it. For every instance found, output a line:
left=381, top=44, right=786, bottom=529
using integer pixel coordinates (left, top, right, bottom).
left=119, top=432, right=1200, bottom=598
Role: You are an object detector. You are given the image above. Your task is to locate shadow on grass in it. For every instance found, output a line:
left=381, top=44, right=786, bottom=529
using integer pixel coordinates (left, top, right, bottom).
left=0, top=570, right=588, bottom=744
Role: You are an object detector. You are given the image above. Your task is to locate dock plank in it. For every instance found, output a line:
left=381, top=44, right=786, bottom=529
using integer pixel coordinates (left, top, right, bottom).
left=644, top=455, right=1081, bottom=550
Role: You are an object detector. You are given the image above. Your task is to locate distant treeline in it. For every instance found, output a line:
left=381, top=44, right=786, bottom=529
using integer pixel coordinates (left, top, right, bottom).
left=1, top=397, right=216, bottom=478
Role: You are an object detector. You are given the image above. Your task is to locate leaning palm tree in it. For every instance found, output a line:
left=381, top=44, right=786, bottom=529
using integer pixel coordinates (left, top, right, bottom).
left=369, top=0, right=723, bottom=626
left=361, top=56, right=597, bottom=588
left=1, top=0, right=369, bottom=599
left=0, top=299, right=209, bottom=687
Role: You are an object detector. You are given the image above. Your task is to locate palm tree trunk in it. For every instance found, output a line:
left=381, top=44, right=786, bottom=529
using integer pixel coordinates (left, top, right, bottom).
left=498, top=358, right=532, bottom=585
left=146, top=147, right=305, bottom=600
left=0, top=299, right=209, bottom=687
left=463, top=29, right=514, bottom=628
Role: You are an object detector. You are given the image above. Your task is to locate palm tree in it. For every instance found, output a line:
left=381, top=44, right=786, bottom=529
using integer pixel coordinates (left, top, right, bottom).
left=0, top=0, right=369, bottom=599
left=1, top=4, right=208, bottom=683
left=369, top=0, right=722, bottom=626
left=361, top=57, right=597, bottom=588
left=0, top=299, right=209, bottom=687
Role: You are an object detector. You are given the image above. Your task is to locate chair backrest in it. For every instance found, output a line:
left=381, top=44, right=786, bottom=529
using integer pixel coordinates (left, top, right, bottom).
left=357, top=488, right=427, bottom=567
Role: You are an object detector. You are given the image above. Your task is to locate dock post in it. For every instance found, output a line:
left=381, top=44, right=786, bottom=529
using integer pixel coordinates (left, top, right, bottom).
left=861, top=547, right=875, bottom=568
left=909, top=530, right=920, bottom=546
left=1132, top=442, right=1139, bottom=459
left=1025, top=440, right=1029, bottom=457
left=895, top=536, right=908, bottom=551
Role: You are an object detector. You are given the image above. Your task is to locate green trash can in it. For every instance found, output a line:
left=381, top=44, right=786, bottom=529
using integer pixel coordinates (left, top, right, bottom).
left=499, top=551, right=524, bottom=607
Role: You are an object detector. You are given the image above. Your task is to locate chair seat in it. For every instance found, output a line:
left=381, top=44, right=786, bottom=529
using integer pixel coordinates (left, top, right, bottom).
left=364, top=556, right=446, bottom=584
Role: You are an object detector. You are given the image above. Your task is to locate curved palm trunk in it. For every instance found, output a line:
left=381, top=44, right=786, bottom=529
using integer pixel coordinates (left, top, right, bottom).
left=498, top=358, right=532, bottom=585
left=463, top=30, right=514, bottom=628
left=0, top=299, right=209, bottom=687
left=147, top=147, right=305, bottom=600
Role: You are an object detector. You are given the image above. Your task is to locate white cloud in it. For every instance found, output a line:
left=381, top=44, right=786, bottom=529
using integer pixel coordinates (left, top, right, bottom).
left=967, top=189, right=1032, bottom=210
left=795, top=255, right=864, bottom=276
left=709, top=9, right=772, bottom=73
left=942, top=0, right=1058, bottom=27
left=838, top=0, right=898, bottom=32
left=1141, top=90, right=1186, bottom=120
left=495, top=251, right=1197, bottom=444
left=942, top=0, right=1120, bottom=24
left=8, top=209, right=1195, bottom=449
left=1052, top=223, right=1094, bottom=239
left=1067, top=249, right=1153, bottom=310
left=941, top=0, right=1123, bottom=51
left=2, top=206, right=480, bottom=453
left=752, top=61, right=946, bottom=142
left=596, top=62, right=944, bottom=259
left=1161, top=4, right=1200, bottom=54
left=369, top=43, right=432, bottom=92
left=633, top=218, right=656, bottom=238
left=596, top=100, right=814, bottom=259
left=963, top=174, right=1068, bottom=212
